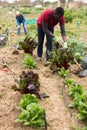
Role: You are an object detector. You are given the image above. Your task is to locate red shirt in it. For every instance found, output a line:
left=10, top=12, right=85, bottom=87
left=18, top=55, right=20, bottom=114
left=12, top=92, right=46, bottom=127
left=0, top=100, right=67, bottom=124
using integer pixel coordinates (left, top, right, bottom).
left=37, top=9, right=65, bottom=29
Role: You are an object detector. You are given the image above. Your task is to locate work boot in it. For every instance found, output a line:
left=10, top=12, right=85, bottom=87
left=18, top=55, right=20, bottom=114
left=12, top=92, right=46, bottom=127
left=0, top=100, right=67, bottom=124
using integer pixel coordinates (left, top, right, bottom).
left=36, top=57, right=42, bottom=61
left=44, top=61, right=51, bottom=66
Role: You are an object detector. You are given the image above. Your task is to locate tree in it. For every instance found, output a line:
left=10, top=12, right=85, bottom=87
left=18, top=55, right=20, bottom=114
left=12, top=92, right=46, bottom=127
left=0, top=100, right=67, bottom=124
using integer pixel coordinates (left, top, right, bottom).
left=68, top=0, right=74, bottom=2
left=57, top=0, right=60, bottom=6
left=19, top=0, right=31, bottom=6
left=65, top=0, right=74, bottom=8
left=60, top=0, right=66, bottom=3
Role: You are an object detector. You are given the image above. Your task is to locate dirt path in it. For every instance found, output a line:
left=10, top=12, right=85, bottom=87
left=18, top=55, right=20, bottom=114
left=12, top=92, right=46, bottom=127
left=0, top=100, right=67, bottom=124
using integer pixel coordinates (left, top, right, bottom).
left=35, top=62, right=75, bottom=130
left=0, top=47, right=80, bottom=130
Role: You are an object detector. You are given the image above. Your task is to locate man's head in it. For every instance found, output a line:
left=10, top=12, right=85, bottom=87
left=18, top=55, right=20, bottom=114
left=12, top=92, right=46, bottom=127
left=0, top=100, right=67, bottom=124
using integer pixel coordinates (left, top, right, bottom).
left=16, top=11, right=20, bottom=17
left=53, top=7, right=64, bottom=20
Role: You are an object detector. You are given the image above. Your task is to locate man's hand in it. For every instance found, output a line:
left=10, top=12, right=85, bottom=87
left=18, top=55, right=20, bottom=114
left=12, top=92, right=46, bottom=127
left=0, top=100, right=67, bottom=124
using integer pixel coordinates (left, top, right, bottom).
left=18, top=25, right=20, bottom=28
left=62, top=36, right=68, bottom=48
left=49, top=32, right=54, bottom=37
left=62, top=36, right=67, bottom=42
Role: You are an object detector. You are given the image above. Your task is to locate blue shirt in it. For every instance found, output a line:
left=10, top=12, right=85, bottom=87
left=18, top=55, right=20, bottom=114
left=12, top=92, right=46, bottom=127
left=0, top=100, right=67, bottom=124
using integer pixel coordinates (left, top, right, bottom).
left=16, top=13, right=25, bottom=25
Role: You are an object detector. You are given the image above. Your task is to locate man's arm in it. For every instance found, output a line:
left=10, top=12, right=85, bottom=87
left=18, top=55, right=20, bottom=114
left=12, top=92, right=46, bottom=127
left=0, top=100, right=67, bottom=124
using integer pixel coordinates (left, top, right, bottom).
left=60, top=24, right=67, bottom=42
left=16, top=17, right=20, bottom=25
left=42, top=22, right=54, bottom=37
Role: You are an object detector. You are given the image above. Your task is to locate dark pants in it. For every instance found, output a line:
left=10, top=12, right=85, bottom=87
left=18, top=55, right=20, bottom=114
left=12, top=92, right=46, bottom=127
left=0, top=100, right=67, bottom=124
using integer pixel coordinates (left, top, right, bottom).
left=37, top=27, right=54, bottom=61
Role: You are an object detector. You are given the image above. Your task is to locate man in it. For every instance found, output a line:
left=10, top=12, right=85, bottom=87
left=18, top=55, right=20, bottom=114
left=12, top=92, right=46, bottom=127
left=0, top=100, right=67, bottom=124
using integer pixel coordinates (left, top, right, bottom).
left=16, top=11, right=27, bottom=35
left=37, top=7, right=67, bottom=62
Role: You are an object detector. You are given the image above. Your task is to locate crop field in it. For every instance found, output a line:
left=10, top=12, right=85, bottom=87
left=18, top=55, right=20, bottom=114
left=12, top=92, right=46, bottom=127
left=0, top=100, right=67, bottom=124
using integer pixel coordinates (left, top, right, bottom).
left=0, top=5, right=87, bottom=130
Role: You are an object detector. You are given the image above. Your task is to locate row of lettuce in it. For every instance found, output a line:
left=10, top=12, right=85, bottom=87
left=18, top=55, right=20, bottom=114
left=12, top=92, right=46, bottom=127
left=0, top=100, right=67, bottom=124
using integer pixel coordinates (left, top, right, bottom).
left=14, top=30, right=87, bottom=129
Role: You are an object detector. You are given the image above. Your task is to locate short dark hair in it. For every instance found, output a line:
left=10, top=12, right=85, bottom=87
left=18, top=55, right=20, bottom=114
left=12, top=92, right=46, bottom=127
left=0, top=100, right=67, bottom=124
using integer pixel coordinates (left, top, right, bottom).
left=54, top=7, right=64, bottom=17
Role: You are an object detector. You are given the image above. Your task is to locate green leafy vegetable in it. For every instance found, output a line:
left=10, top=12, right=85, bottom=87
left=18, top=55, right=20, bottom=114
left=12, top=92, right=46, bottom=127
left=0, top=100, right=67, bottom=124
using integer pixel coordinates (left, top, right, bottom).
left=16, top=94, right=45, bottom=128
left=23, top=54, right=36, bottom=69
left=58, top=67, right=69, bottom=77
left=19, top=94, right=39, bottom=109
left=64, top=78, right=74, bottom=86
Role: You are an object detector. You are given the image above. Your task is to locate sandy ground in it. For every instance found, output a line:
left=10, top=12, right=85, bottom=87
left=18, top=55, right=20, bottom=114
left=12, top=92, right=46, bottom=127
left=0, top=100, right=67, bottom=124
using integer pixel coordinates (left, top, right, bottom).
left=0, top=9, right=87, bottom=130
left=0, top=44, right=87, bottom=130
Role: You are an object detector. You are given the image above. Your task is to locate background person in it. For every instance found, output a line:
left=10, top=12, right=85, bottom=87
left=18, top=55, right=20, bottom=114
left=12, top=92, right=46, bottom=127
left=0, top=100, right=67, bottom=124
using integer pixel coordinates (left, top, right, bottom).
left=16, top=11, right=27, bottom=35
left=37, top=7, right=67, bottom=62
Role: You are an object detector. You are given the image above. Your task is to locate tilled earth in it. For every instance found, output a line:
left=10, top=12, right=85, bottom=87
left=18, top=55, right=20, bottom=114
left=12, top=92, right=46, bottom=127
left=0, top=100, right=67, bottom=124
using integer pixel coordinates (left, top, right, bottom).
left=0, top=46, right=87, bottom=130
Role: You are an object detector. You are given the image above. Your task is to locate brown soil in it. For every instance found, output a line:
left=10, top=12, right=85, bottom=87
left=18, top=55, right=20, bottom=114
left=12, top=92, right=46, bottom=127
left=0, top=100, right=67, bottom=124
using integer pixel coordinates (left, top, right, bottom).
left=0, top=40, right=87, bottom=130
